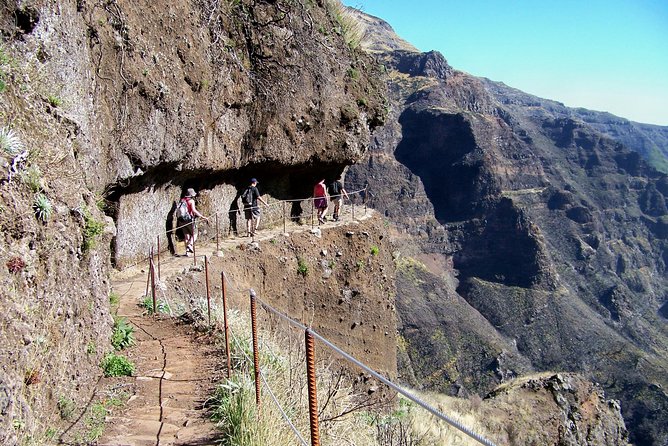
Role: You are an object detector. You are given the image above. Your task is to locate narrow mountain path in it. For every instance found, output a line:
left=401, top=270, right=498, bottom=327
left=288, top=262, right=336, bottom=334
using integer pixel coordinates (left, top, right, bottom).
left=98, top=209, right=372, bottom=445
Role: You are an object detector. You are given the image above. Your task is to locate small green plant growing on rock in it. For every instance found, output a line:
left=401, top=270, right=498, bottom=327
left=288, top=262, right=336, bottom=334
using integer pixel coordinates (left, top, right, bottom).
left=297, top=257, right=309, bottom=277
left=0, top=127, right=23, bottom=155
left=33, top=193, right=52, bottom=222
left=47, top=94, right=62, bottom=107
left=83, top=209, right=104, bottom=252
left=370, top=245, right=379, bottom=256
left=86, top=341, right=97, bottom=355
left=101, top=353, right=134, bottom=377
left=109, top=292, right=119, bottom=306
left=111, top=316, right=135, bottom=351
left=19, top=165, right=43, bottom=192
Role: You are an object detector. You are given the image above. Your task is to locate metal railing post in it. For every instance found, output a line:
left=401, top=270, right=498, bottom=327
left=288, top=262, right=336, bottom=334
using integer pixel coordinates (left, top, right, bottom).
left=205, top=255, right=211, bottom=326
left=192, top=225, right=197, bottom=267
left=150, top=253, right=157, bottom=314
left=156, top=236, right=161, bottom=280
left=221, top=271, right=232, bottom=378
left=216, top=214, right=220, bottom=252
left=305, top=329, right=321, bottom=446
left=145, top=249, right=151, bottom=298
left=311, top=199, right=314, bottom=229
left=364, top=185, right=368, bottom=215
left=283, top=200, right=287, bottom=234
left=352, top=199, right=356, bottom=221
left=250, top=289, right=261, bottom=410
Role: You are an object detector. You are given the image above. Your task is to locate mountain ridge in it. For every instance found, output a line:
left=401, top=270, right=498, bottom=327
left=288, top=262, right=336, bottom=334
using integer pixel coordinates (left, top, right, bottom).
left=345, top=7, right=668, bottom=445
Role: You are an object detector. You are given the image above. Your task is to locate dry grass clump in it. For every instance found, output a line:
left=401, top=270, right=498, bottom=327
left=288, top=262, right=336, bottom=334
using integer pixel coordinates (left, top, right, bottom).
left=209, top=307, right=381, bottom=446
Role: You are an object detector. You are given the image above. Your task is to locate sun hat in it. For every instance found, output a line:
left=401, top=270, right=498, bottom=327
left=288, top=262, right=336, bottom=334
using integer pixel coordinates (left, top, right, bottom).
left=185, top=188, right=197, bottom=197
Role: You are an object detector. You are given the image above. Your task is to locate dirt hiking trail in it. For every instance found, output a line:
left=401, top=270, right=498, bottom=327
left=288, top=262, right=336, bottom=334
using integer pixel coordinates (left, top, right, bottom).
left=99, top=210, right=372, bottom=445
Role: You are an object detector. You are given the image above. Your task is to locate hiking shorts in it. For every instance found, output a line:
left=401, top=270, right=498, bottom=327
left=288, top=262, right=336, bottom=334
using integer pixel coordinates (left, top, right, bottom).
left=314, top=197, right=327, bottom=209
left=177, top=218, right=195, bottom=238
left=244, top=206, right=260, bottom=220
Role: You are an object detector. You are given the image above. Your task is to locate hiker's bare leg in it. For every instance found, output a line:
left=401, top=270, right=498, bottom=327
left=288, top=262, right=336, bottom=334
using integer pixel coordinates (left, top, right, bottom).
left=254, top=215, right=261, bottom=233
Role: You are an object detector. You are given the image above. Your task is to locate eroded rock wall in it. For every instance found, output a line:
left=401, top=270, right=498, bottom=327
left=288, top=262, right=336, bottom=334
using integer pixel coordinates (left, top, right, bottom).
left=0, top=0, right=385, bottom=443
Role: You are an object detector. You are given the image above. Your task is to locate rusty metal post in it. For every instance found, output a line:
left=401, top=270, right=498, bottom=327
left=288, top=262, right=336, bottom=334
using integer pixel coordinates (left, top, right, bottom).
left=216, top=214, right=220, bottom=252
left=364, top=184, right=368, bottom=215
left=192, top=226, right=197, bottom=267
left=221, top=271, right=232, bottom=378
left=145, top=250, right=151, bottom=298
left=305, top=329, right=321, bottom=446
left=150, top=254, right=157, bottom=314
left=205, top=255, right=211, bottom=326
left=311, top=199, right=314, bottom=229
left=249, top=289, right=261, bottom=410
left=352, top=199, right=356, bottom=221
left=282, top=200, right=287, bottom=234
left=156, top=236, right=161, bottom=280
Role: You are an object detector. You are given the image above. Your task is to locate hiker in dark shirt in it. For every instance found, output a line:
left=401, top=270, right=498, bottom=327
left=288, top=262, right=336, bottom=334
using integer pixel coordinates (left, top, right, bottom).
left=241, top=178, right=268, bottom=237
left=327, top=177, right=349, bottom=221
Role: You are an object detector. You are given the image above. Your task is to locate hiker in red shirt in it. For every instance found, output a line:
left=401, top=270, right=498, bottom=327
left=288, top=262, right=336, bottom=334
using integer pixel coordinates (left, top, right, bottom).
left=313, top=179, right=329, bottom=225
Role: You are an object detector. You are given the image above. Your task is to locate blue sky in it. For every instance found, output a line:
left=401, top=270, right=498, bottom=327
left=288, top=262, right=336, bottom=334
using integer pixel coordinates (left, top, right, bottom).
left=342, top=0, right=668, bottom=126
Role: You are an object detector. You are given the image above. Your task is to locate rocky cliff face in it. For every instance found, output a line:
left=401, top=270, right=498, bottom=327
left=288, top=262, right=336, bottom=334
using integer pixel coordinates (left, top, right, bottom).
left=346, top=8, right=667, bottom=445
left=0, top=1, right=384, bottom=443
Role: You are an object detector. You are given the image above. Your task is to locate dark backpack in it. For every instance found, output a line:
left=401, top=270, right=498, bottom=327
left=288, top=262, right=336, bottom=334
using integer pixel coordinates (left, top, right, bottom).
left=176, top=199, right=192, bottom=221
left=241, top=187, right=253, bottom=206
left=328, top=180, right=341, bottom=196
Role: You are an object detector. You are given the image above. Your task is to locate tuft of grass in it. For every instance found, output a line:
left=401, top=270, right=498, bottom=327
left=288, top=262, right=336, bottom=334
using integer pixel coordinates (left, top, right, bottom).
left=297, top=257, right=309, bottom=277
left=0, top=126, right=24, bottom=155
left=47, top=94, right=62, bottom=107
left=84, top=402, right=107, bottom=442
left=370, top=245, right=379, bottom=256
left=100, top=353, right=134, bottom=377
left=57, top=396, right=76, bottom=421
left=327, top=0, right=362, bottom=50
left=19, top=165, right=43, bottom=192
left=209, top=376, right=261, bottom=445
left=111, top=316, right=135, bottom=351
left=33, top=193, right=52, bottom=223
left=86, top=341, right=97, bottom=355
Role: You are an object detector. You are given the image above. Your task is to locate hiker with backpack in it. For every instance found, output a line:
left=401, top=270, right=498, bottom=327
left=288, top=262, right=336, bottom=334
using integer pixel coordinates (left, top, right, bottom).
left=241, top=178, right=267, bottom=237
left=313, top=178, right=329, bottom=224
left=176, top=188, right=207, bottom=256
left=327, top=176, right=349, bottom=222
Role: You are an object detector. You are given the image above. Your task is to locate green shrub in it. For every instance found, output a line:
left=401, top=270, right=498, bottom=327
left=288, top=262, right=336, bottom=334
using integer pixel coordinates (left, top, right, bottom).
left=370, top=245, right=379, bottom=256
left=139, top=296, right=169, bottom=315
left=100, top=353, right=134, bottom=377
left=109, top=292, right=120, bottom=306
left=83, top=210, right=104, bottom=252
left=111, top=316, right=135, bottom=351
left=297, top=258, right=309, bottom=277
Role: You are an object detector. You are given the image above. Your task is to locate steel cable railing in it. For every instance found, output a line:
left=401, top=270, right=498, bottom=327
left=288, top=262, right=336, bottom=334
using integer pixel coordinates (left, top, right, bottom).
left=228, top=324, right=309, bottom=446
left=253, top=295, right=498, bottom=446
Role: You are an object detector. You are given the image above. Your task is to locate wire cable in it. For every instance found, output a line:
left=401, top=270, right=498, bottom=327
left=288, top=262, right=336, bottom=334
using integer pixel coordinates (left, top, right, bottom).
left=254, top=296, right=498, bottom=446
